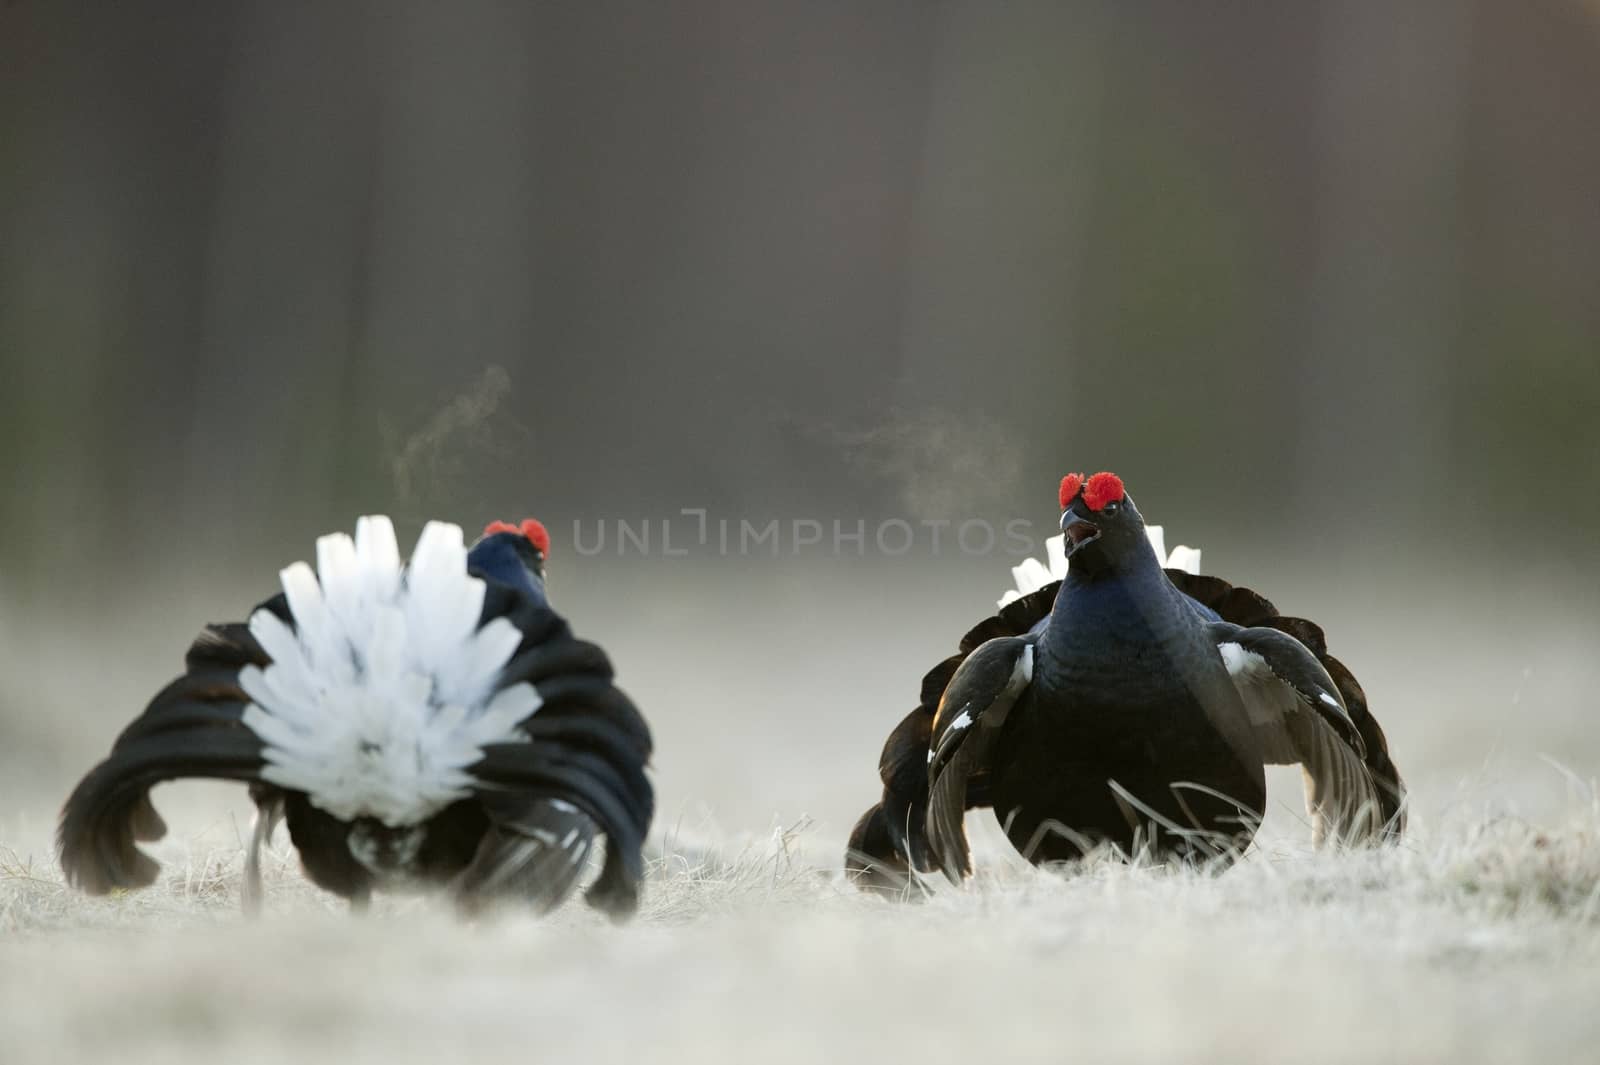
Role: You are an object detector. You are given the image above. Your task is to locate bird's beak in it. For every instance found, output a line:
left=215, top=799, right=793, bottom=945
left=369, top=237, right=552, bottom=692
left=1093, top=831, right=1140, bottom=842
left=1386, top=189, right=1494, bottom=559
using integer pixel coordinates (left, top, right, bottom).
left=1060, top=512, right=1100, bottom=556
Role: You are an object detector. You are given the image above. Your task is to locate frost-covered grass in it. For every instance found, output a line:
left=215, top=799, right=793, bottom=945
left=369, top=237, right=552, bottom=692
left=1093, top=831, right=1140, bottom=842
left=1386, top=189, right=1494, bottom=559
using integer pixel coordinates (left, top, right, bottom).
left=4, top=799, right=1600, bottom=1065
left=4, top=572, right=1599, bottom=1062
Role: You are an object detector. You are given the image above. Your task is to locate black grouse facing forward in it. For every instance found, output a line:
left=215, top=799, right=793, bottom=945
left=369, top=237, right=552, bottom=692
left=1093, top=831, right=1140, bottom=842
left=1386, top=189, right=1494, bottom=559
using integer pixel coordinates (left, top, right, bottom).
left=59, top=517, right=654, bottom=918
left=847, top=472, right=1404, bottom=890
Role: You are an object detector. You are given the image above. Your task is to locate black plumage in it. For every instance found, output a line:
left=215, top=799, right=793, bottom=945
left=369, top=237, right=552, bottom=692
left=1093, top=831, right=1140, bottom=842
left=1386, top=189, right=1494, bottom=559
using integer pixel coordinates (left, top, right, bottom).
left=58, top=518, right=653, bottom=918
left=847, top=473, right=1404, bottom=891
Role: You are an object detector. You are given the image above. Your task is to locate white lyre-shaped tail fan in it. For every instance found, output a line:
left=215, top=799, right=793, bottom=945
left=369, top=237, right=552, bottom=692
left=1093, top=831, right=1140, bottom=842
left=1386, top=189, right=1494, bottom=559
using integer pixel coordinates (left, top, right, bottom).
left=998, top=526, right=1202, bottom=608
left=240, top=517, right=539, bottom=826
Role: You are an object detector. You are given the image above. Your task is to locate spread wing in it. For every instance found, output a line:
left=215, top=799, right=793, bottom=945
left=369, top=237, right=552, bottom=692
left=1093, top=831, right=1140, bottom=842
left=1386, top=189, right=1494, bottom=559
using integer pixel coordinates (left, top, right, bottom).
left=452, top=793, right=599, bottom=918
left=925, top=636, right=1035, bottom=883
left=1171, top=570, right=1405, bottom=832
left=1210, top=623, right=1388, bottom=845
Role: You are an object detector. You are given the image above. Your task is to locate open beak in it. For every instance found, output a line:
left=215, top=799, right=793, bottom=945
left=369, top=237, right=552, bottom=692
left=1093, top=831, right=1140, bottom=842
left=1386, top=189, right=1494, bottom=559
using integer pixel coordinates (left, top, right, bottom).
left=1061, top=512, right=1100, bottom=556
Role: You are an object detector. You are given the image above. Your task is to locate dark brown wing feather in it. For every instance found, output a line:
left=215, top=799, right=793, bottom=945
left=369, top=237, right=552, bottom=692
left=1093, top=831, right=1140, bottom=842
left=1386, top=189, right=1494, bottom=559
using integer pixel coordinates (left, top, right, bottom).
left=1165, top=570, right=1406, bottom=835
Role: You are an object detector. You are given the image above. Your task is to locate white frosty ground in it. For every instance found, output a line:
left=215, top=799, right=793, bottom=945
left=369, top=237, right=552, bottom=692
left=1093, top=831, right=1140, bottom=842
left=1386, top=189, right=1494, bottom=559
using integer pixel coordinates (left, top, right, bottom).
left=3, top=800, right=1600, bottom=1065
left=6, top=562, right=1600, bottom=1063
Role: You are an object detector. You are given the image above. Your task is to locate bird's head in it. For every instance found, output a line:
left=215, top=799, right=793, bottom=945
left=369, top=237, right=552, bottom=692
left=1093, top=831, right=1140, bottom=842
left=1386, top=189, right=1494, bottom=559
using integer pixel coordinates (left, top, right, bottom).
left=1057, top=472, right=1150, bottom=575
left=471, top=518, right=551, bottom=594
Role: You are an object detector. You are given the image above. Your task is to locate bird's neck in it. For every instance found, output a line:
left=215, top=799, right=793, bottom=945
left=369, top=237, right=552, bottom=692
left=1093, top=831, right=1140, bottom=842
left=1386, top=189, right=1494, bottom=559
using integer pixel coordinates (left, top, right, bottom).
left=512, top=571, right=549, bottom=608
left=485, top=565, right=548, bottom=608
left=1035, top=551, right=1192, bottom=696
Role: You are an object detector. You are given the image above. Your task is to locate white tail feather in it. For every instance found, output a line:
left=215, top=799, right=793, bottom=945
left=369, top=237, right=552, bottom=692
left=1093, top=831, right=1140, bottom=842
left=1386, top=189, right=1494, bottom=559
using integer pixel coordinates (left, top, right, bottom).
left=997, top=525, right=1202, bottom=608
left=240, top=516, right=539, bottom=827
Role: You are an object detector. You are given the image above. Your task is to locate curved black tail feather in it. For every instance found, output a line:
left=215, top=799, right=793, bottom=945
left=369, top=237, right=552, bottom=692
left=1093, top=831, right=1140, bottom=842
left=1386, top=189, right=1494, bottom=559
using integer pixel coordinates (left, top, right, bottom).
left=59, top=623, right=269, bottom=894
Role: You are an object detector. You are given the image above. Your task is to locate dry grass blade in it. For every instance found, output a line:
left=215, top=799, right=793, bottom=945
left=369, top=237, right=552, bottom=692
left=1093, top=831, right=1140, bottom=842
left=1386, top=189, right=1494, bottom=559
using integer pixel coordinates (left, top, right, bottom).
left=2, top=797, right=1600, bottom=1064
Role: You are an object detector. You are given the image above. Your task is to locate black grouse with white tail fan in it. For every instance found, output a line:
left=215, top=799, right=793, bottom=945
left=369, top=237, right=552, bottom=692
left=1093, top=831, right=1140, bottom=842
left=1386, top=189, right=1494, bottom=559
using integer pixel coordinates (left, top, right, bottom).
left=59, top=517, right=653, bottom=917
left=846, top=472, right=1404, bottom=891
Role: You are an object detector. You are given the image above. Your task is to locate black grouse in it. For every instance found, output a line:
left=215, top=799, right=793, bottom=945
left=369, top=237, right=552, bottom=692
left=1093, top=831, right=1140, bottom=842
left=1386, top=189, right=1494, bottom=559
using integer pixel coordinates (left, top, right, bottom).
left=59, top=516, right=653, bottom=918
left=847, top=472, right=1404, bottom=889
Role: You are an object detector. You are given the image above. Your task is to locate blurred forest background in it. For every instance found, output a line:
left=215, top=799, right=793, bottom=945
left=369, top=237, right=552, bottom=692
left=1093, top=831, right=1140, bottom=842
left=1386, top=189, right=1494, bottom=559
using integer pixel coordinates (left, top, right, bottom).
left=2, top=2, right=1598, bottom=842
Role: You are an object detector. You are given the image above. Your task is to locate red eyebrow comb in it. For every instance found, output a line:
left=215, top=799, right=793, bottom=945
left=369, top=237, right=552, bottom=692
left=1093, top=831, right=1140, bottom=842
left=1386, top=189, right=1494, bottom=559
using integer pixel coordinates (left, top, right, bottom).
left=1059, top=473, right=1085, bottom=508
left=483, top=518, right=550, bottom=555
left=1082, top=472, right=1125, bottom=512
